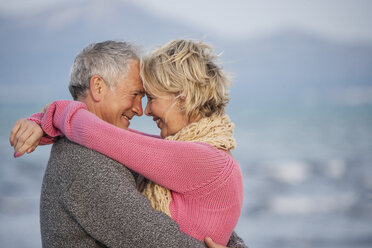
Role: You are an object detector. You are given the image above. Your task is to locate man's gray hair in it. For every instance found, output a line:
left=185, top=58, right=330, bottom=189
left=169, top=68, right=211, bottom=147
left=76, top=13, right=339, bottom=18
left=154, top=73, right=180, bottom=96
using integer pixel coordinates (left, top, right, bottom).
left=69, top=41, right=139, bottom=100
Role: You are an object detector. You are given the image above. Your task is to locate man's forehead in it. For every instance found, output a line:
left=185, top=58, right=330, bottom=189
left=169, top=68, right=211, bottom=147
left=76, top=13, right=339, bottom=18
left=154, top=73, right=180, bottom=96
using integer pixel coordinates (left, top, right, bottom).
left=128, top=78, right=144, bottom=93
left=116, top=77, right=144, bottom=94
left=114, top=60, right=143, bottom=91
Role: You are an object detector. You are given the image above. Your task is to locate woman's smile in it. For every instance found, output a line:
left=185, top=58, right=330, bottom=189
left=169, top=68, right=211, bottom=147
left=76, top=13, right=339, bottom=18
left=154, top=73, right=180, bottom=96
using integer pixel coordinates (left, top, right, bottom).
left=145, top=93, right=189, bottom=138
left=153, top=117, right=162, bottom=128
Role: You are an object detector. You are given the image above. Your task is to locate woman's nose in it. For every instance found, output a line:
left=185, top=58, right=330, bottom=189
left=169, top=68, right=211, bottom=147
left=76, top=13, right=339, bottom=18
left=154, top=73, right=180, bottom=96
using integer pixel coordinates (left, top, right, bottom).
left=144, top=102, right=151, bottom=116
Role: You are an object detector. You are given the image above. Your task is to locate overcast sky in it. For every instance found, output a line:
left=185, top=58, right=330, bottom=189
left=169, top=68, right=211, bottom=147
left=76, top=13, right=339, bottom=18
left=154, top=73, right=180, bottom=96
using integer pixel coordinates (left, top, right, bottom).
left=1, top=0, right=372, bottom=43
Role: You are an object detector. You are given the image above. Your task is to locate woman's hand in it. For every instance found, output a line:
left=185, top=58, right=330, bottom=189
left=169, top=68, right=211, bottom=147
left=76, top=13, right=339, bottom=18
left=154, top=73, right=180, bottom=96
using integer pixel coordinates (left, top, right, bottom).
left=205, top=237, right=228, bottom=248
left=9, top=118, right=44, bottom=157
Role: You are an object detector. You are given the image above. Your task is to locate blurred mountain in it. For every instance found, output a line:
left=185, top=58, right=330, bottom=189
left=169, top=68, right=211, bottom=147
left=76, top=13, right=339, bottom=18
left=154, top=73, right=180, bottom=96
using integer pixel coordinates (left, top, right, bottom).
left=1, top=0, right=372, bottom=105
left=222, top=31, right=372, bottom=106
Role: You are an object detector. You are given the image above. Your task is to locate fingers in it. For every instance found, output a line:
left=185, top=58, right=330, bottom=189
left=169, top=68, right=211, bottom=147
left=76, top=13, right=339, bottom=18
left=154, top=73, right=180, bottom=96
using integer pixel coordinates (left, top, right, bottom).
left=205, top=237, right=215, bottom=248
left=27, top=146, right=37, bottom=154
left=205, top=237, right=226, bottom=248
left=12, top=119, right=30, bottom=152
left=10, top=119, right=30, bottom=149
left=12, top=120, right=43, bottom=157
left=9, top=118, right=23, bottom=147
left=13, top=126, right=34, bottom=157
left=20, top=129, right=42, bottom=155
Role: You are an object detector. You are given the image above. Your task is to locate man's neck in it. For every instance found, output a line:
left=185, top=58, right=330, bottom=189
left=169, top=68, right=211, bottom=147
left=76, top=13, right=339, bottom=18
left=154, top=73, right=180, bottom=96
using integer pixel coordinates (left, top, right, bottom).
left=77, top=95, right=99, bottom=117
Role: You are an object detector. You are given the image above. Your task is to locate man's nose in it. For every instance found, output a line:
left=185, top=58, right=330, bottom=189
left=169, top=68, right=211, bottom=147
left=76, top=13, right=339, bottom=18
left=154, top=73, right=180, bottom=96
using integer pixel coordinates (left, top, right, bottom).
left=133, top=98, right=143, bottom=116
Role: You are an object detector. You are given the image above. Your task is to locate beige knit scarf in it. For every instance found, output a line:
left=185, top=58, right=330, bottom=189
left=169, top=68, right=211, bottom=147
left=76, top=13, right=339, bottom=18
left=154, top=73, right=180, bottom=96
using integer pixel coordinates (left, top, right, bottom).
left=136, top=114, right=236, bottom=217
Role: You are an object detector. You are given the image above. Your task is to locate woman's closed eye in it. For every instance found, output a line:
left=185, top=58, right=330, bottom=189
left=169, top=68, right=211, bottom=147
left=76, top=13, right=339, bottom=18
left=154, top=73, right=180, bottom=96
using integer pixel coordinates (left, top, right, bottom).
left=146, top=94, right=155, bottom=102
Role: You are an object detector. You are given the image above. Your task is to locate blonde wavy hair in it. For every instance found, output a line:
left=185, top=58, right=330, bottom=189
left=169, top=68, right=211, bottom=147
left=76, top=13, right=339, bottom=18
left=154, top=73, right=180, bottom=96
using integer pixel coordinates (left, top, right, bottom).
left=140, top=39, right=231, bottom=120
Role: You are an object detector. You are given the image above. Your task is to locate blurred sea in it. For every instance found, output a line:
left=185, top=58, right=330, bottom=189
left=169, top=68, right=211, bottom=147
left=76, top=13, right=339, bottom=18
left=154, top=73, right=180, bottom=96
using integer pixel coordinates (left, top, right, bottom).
left=1, top=102, right=372, bottom=248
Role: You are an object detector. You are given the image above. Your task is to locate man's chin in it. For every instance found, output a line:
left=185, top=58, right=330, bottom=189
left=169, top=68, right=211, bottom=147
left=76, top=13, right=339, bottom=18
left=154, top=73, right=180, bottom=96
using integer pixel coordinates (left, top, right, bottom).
left=118, top=116, right=131, bottom=129
left=114, top=120, right=130, bottom=130
left=122, top=123, right=130, bottom=130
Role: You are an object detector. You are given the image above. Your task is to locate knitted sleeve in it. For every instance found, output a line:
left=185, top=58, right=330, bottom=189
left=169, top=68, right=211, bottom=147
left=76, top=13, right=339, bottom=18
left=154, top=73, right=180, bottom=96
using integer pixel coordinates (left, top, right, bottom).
left=37, top=100, right=232, bottom=194
left=26, top=113, right=57, bottom=145
left=128, top=128, right=162, bottom=139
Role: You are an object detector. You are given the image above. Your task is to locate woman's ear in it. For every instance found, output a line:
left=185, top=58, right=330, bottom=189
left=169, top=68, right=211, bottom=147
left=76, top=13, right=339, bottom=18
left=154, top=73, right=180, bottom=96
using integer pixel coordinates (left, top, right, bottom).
left=89, top=75, right=107, bottom=102
left=176, top=94, right=186, bottom=110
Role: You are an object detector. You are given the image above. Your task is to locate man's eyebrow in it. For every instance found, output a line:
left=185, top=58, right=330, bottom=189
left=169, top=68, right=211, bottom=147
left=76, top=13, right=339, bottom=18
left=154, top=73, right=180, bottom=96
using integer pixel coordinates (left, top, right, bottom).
left=134, top=89, right=145, bottom=95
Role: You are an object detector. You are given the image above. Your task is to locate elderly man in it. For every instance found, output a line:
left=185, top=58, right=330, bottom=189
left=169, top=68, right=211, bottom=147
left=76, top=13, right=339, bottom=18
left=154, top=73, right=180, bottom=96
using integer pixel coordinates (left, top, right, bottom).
left=10, top=41, right=246, bottom=247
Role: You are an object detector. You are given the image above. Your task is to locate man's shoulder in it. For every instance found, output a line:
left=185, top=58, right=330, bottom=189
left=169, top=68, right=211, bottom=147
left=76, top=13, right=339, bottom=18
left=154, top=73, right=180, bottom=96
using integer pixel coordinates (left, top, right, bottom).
left=49, top=137, right=136, bottom=184
left=52, top=137, right=106, bottom=159
left=52, top=137, right=118, bottom=164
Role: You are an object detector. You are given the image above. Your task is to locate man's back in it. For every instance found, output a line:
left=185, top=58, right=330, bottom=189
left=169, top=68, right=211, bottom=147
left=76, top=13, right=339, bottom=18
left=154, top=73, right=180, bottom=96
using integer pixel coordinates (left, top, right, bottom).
left=40, top=138, right=135, bottom=247
left=40, top=138, right=205, bottom=247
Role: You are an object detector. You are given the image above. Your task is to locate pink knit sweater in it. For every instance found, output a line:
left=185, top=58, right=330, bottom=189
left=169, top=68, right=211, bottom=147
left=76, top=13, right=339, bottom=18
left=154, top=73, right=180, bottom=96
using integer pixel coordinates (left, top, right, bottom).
left=31, top=100, right=244, bottom=245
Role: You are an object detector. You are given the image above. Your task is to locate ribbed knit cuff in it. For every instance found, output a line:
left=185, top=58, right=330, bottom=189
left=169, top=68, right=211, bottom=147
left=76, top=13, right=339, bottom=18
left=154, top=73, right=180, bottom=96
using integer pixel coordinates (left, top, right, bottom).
left=40, top=100, right=87, bottom=139
left=26, top=112, right=55, bottom=145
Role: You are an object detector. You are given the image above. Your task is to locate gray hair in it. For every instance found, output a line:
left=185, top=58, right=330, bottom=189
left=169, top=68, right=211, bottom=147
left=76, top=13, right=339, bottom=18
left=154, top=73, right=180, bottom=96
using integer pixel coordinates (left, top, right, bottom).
left=69, top=41, right=139, bottom=100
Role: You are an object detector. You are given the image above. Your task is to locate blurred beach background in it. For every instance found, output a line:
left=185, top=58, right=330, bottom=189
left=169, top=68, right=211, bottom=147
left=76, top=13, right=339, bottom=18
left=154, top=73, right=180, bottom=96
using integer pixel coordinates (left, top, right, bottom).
left=1, top=0, right=372, bottom=247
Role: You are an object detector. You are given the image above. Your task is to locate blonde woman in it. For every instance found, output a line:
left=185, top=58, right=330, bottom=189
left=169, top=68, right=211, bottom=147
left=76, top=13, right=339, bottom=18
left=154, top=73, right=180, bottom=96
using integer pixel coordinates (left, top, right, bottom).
left=11, top=40, right=244, bottom=245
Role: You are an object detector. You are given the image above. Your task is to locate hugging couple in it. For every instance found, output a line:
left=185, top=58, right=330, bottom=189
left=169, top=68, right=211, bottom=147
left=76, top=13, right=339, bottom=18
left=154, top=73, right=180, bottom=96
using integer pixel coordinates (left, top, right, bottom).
left=10, top=39, right=246, bottom=248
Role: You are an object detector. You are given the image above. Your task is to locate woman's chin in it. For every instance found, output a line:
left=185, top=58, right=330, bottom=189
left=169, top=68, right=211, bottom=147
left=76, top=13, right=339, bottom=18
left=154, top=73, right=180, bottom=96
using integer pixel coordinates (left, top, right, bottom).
left=160, top=130, right=166, bottom=138
left=160, top=128, right=169, bottom=139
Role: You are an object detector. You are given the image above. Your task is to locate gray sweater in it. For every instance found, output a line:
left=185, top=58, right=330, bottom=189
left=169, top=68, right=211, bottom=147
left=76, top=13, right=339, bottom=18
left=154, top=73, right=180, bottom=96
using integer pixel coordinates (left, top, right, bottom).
left=40, top=138, right=247, bottom=247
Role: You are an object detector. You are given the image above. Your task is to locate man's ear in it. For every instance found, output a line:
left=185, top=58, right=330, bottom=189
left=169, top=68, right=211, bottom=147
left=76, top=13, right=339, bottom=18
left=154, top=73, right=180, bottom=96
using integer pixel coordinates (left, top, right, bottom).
left=89, top=75, right=108, bottom=102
